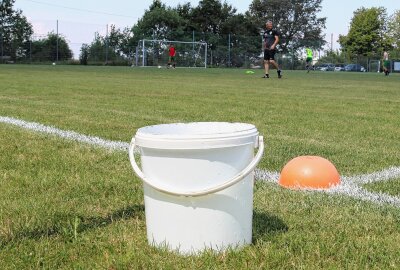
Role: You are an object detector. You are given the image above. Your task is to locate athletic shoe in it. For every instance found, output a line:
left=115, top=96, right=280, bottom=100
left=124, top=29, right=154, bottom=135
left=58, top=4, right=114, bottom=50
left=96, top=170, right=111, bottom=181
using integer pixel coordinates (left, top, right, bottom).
left=262, top=74, right=269, bottom=78
left=277, top=70, right=282, bottom=78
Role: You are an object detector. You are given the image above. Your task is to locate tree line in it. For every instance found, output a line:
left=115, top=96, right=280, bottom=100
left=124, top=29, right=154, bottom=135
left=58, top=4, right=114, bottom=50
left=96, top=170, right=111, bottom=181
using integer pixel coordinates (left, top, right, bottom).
left=340, top=7, right=400, bottom=60
left=79, top=0, right=328, bottom=66
left=1, top=0, right=399, bottom=66
left=0, top=0, right=72, bottom=62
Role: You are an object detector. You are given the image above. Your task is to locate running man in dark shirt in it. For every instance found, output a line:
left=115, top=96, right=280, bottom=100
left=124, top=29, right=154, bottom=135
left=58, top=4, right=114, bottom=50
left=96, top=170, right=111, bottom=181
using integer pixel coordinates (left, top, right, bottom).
left=262, top=21, right=282, bottom=79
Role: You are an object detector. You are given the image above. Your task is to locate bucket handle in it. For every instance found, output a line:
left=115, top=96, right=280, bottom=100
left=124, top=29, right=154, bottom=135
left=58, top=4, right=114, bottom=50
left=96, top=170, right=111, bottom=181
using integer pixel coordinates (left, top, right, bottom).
left=129, top=136, right=264, bottom=197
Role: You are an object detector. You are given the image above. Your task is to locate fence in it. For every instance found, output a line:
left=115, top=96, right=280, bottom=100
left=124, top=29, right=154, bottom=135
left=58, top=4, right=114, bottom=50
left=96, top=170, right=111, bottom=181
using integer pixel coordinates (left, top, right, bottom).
left=1, top=40, right=393, bottom=72
left=0, top=21, right=397, bottom=72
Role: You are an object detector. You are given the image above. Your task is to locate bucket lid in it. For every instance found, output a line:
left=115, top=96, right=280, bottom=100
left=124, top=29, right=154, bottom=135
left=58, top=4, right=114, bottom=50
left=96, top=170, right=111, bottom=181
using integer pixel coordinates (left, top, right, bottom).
left=135, top=122, right=259, bottom=149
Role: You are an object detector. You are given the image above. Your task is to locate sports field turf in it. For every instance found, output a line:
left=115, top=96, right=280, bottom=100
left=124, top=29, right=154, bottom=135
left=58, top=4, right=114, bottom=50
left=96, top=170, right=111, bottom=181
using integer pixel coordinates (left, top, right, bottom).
left=0, top=65, right=399, bottom=269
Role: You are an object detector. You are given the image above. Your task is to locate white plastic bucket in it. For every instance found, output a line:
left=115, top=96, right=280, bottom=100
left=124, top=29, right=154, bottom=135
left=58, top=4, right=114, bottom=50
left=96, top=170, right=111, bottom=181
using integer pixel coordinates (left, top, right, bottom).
left=129, top=122, right=264, bottom=254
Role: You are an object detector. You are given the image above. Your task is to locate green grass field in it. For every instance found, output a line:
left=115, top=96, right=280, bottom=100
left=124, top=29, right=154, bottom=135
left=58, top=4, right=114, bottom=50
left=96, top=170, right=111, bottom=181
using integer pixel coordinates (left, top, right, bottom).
left=1, top=65, right=400, bottom=269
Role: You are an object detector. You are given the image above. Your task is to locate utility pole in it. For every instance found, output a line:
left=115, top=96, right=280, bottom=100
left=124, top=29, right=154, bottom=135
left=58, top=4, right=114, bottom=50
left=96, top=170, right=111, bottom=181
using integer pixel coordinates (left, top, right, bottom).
left=1, top=16, right=4, bottom=63
left=105, top=24, right=108, bottom=64
left=56, top=20, right=59, bottom=62
left=192, top=30, right=195, bottom=65
left=228, top=33, right=231, bottom=67
left=0, top=31, right=3, bottom=64
left=331, top=33, right=333, bottom=52
left=29, top=39, right=32, bottom=63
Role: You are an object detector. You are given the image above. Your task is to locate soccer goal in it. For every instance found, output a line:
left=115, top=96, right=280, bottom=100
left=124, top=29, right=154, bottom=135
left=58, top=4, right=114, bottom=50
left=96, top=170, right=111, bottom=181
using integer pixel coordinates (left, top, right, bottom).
left=135, top=39, right=208, bottom=68
left=368, top=60, right=381, bottom=72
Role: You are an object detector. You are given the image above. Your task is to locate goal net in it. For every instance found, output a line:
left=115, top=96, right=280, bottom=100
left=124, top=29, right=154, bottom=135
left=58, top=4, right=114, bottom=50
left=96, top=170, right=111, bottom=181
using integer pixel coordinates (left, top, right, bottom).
left=135, top=39, right=208, bottom=68
left=368, top=60, right=381, bottom=72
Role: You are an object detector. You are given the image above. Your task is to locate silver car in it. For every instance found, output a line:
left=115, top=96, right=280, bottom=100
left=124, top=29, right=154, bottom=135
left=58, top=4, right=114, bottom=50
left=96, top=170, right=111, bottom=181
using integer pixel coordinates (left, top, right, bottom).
left=316, top=63, right=335, bottom=71
left=334, top=64, right=345, bottom=71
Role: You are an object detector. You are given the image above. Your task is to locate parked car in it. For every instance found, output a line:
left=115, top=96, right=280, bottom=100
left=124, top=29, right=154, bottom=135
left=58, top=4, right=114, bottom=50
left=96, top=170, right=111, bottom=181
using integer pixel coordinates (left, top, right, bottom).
left=334, top=64, right=345, bottom=71
left=344, top=64, right=366, bottom=72
left=315, top=63, right=335, bottom=71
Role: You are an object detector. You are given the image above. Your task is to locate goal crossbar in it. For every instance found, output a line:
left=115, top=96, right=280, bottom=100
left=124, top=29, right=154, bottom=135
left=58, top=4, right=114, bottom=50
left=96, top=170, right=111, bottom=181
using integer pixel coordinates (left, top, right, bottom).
left=140, top=39, right=207, bottom=46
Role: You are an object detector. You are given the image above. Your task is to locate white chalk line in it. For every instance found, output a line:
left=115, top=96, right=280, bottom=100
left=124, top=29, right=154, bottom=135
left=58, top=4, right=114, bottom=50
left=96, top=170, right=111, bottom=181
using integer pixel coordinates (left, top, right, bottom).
left=0, top=116, right=129, bottom=152
left=1, top=115, right=400, bottom=208
left=255, top=170, right=400, bottom=208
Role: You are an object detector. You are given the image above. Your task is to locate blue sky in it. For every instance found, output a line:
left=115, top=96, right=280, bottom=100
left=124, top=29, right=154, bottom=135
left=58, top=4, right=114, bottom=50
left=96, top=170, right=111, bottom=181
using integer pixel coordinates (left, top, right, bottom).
left=14, top=0, right=399, bottom=57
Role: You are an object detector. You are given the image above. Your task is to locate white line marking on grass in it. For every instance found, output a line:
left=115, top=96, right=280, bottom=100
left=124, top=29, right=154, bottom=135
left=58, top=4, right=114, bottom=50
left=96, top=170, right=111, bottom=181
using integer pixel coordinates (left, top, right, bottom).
left=0, top=116, right=129, bottom=152
left=255, top=168, right=400, bottom=208
left=327, top=181, right=400, bottom=208
left=1, top=115, right=400, bottom=208
left=343, top=167, right=400, bottom=184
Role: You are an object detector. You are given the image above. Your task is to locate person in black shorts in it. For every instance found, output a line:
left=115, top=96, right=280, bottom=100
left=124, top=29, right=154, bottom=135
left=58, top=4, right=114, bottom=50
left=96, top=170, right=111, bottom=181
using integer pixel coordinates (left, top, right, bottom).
left=383, top=51, right=390, bottom=76
left=262, top=21, right=282, bottom=79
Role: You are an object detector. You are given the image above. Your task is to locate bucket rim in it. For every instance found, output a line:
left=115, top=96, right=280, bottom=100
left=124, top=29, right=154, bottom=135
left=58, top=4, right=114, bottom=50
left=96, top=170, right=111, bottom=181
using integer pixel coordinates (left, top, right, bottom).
left=134, top=122, right=259, bottom=149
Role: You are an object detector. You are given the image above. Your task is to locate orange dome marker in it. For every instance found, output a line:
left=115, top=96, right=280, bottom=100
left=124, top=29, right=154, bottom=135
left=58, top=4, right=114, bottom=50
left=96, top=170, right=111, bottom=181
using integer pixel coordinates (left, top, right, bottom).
left=279, top=156, right=341, bottom=189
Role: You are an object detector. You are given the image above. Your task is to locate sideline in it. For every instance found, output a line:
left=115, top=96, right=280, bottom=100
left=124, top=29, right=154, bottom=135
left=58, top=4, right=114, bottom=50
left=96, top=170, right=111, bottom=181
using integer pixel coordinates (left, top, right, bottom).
left=1, top=115, right=400, bottom=208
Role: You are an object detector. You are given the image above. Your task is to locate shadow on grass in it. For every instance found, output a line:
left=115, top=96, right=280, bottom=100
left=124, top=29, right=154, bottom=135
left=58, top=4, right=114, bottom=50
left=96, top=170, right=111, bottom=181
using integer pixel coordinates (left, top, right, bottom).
left=0, top=204, right=145, bottom=247
left=76, top=204, right=145, bottom=233
left=252, top=210, right=288, bottom=243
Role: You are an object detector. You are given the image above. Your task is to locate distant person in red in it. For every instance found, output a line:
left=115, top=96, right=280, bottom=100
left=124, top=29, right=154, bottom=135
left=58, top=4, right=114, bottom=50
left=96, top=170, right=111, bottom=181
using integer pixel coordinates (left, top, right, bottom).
left=168, top=44, right=176, bottom=69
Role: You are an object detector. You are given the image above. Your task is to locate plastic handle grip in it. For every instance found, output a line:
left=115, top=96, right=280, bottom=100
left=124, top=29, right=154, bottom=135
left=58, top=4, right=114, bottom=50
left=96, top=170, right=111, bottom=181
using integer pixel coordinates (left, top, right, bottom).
left=128, top=136, right=264, bottom=197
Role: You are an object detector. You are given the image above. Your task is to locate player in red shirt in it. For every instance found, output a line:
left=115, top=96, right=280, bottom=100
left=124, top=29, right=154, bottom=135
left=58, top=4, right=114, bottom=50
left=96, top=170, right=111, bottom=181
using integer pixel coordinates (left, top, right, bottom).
left=168, top=44, right=176, bottom=69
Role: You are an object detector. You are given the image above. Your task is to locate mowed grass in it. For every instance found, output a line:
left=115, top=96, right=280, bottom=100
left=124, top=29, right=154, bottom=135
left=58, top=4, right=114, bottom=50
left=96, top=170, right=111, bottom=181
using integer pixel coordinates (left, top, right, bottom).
left=364, top=179, right=400, bottom=197
left=1, top=65, right=399, bottom=174
left=1, top=65, right=400, bottom=269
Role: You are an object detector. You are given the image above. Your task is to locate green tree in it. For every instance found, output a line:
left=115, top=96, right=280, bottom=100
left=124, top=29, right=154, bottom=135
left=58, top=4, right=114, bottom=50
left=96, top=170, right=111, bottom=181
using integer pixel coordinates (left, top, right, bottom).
left=0, top=0, right=33, bottom=61
left=79, top=43, right=89, bottom=65
left=81, top=30, right=129, bottom=65
left=248, top=0, right=326, bottom=53
left=190, top=0, right=255, bottom=67
left=130, top=0, right=327, bottom=67
left=190, top=0, right=236, bottom=34
left=220, top=13, right=261, bottom=67
left=107, top=25, right=134, bottom=58
left=117, top=27, right=135, bottom=59
left=30, top=33, right=72, bottom=62
left=175, top=2, right=196, bottom=32
left=84, top=32, right=110, bottom=63
left=339, top=7, right=391, bottom=58
left=131, top=0, right=186, bottom=43
left=45, top=33, right=72, bottom=61
left=130, top=1, right=189, bottom=66
left=387, top=10, right=400, bottom=53
left=133, top=0, right=253, bottom=67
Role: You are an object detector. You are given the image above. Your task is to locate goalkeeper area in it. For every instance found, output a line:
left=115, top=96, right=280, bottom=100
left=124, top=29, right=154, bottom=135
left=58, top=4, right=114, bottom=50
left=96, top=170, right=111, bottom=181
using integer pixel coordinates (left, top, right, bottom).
left=135, top=39, right=208, bottom=68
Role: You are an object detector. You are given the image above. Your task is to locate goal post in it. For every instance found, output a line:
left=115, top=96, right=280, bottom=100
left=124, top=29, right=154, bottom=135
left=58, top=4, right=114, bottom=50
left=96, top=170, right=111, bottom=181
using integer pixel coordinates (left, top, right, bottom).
left=135, top=39, right=208, bottom=68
